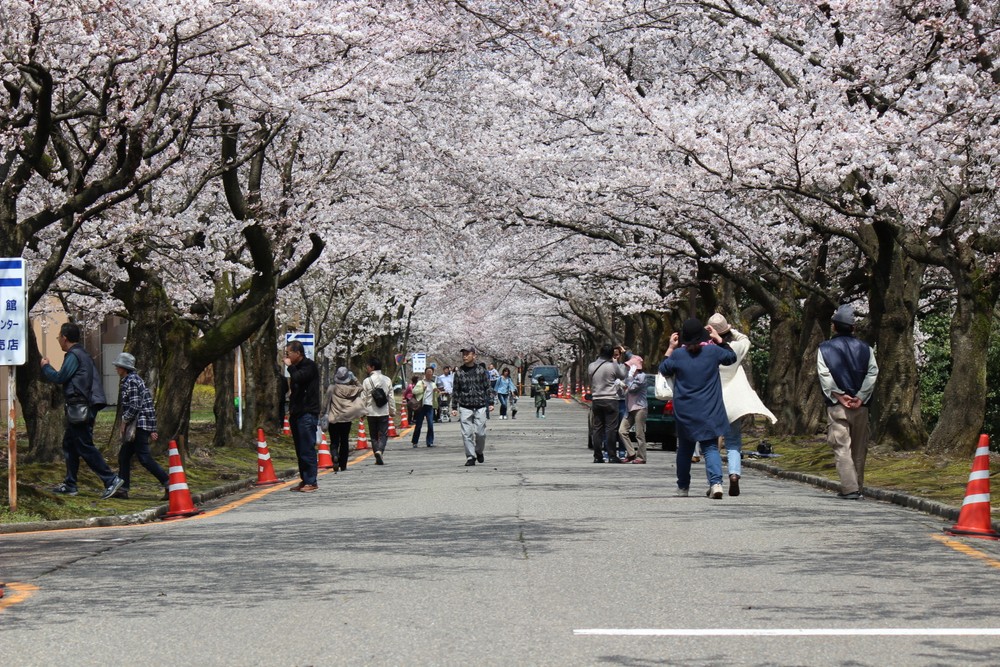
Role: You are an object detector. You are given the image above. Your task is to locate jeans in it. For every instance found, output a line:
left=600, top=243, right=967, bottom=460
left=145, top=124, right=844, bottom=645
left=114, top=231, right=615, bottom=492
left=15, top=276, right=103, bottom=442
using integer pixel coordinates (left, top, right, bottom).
left=498, top=393, right=510, bottom=416
left=412, top=404, right=435, bottom=446
left=458, top=406, right=487, bottom=459
left=367, top=415, right=389, bottom=454
left=118, top=428, right=169, bottom=491
left=676, top=437, right=723, bottom=490
left=62, top=418, right=117, bottom=489
left=328, top=421, right=351, bottom=471
left=290, top=413, right=318, bottom=485
left=725, top=419, right=743, bottom=477
left=590, top=399, right=619, bottom=461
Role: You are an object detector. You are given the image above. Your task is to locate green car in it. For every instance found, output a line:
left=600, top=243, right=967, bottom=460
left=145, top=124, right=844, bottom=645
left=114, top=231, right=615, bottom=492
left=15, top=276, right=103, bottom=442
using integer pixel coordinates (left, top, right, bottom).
left=642, top=374, right=677, bottom=450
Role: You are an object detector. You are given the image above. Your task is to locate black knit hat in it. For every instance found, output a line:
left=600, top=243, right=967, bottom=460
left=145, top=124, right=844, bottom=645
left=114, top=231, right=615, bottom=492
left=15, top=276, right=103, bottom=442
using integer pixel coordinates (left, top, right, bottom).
left=680, top=318, right=709, bottom=345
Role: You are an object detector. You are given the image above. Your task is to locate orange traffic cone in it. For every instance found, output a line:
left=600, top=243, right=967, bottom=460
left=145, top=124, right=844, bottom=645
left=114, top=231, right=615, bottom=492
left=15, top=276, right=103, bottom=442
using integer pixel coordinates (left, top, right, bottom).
left=256, top=428, right=280, bottom=485
left=282, top=415, right=291, bottom=436
left=388, top=414, right=399, bottom=438
left=317, top=431, right=335, bottom=470
left=356, top=419, right=369, bottom=450
left=945, top=435, right=1000, bottom=540
left=162, top=441, right=203, bottom=521
left=400, top=408, right=410, bottom=429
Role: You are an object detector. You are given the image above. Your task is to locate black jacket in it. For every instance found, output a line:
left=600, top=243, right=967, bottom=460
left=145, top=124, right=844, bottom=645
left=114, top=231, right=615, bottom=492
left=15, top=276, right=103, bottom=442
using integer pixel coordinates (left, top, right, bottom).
left=287, top=357, right=321, bottom=417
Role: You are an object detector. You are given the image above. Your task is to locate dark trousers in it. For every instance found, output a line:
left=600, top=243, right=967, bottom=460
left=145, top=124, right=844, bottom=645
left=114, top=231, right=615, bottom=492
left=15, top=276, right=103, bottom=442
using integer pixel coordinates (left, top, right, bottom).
left=290, top=413, right=318, bottom=485
left=118, top=428, right=169, bottom=490
left=367, top=415, right=389, bottom=454
left=412, top=405, right=435, bottom=445
left=63, top=419, right=117, bottom=489
left=328, top=421, right=351, bottom=471
left=590, top=399, right=619, bottom=461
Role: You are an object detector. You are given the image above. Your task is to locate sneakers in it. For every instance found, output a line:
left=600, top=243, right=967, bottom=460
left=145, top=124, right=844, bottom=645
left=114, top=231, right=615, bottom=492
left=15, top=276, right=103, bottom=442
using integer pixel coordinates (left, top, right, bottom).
left=675, top=488, right=689, bottom=497
left=412, top=443, right=418, bottom=448
left=728, top=474, right=741, bottom=497
left=837, top=491, right=861, bottom=500
left=101, top=476, right=125, bottom=500
left=299, top=484, right=318, bottom=493
left=465, top=457, right=476, bottom=466
left=374, top=452, right=384, bottom=465
left=707, top=483, right=724, bottom=499
left=632, top=458, right=646, bottom=464
left=476, top=451, right=485, bottom=463
left=52, top=483, right=78, bottom=496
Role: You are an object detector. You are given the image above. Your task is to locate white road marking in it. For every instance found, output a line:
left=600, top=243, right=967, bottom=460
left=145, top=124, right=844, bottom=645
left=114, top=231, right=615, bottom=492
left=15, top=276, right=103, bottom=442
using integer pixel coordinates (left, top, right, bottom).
left=575, top=628, right=1000, bottom=637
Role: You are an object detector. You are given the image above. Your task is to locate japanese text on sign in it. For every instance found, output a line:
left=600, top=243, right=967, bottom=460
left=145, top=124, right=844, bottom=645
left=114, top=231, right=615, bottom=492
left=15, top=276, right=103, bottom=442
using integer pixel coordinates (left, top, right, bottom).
left=0, top=259, right=26, bottom=366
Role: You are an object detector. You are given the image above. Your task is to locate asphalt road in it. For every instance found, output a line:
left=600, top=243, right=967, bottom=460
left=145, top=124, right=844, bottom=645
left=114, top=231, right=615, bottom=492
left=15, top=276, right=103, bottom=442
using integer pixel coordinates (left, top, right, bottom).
left=3, top=399, right=1000, bottom=666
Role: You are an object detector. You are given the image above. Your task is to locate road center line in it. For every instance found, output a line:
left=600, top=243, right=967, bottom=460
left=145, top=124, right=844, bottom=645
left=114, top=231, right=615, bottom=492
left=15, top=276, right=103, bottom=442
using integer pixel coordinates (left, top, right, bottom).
left=574, top=628, right=1000, bottom=637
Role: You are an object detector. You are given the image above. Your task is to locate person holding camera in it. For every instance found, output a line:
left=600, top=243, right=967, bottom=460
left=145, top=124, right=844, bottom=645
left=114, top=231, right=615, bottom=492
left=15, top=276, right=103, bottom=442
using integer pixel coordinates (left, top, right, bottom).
left=659, top=318, right=736, bottom=498
left=113, top=352, right=169, bottom=500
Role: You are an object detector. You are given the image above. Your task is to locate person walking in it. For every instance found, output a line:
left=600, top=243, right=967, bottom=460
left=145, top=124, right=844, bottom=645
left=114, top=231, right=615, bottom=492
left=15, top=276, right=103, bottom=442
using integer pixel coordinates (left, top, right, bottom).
left=42, top=322, right=124, bottom=499
left=284, top=340, right=321, bottom=492
left=113, top=352, right=169, bottom=499
left=707, top=313, right=778, bottom=496
left=533, top=376, right=548, bottom=418
left=618, top=355, right=648, bottom=464
left=436, top=366, right=454, bottom=422
left=589, top=343, right=627, bottom=463
left=817, top=305, right=878, bottom=500
left=451, top=346, right=495, bottom=466
left=362, top=357, right=396, bottom=465
left=403, top=374, right=420, bottom=426
left=411, top=367, right=438, bottom=447
left=495, top=368, right=516, bottom=419
left=659, top=318, right=736, bottom=498
left=324, top=367, right=367, bottom=472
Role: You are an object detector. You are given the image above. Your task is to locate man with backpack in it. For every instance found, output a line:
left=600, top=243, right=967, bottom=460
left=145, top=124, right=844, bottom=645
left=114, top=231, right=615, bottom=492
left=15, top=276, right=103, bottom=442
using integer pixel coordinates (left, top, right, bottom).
left=362, top=357, right=396, bottom=465
left=42, top=322, right=124, bottom=499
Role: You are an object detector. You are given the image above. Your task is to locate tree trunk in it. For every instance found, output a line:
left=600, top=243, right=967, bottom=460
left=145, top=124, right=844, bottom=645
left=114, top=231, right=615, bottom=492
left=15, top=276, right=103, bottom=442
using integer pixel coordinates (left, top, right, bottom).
left=927, top=270, right=999, bottom=455
left=242, top=313, right=283, bottom=438
left=16, top=326, right=66, bottom=463
left=868, top=223, right=927, bottom=450
left=213, top=349, right=240, bottom=448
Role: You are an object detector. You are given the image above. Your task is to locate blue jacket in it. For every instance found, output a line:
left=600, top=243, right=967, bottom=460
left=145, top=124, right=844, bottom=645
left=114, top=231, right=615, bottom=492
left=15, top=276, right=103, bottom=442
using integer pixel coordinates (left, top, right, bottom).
left=659, top=344, right=736, bottom=441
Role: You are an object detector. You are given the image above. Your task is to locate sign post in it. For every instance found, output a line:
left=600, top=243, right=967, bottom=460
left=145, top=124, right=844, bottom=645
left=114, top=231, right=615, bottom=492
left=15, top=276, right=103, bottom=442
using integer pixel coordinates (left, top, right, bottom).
left=412, top=353, right=427, bottom=374
left=1, top=258, right=28, bottom=512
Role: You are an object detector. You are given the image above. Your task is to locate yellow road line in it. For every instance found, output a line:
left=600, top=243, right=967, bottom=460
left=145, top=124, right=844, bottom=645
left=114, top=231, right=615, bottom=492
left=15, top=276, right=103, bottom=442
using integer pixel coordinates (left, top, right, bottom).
left=0, top=582, right=39, bottom=611
left=932, top=533, right=1000, bottom=569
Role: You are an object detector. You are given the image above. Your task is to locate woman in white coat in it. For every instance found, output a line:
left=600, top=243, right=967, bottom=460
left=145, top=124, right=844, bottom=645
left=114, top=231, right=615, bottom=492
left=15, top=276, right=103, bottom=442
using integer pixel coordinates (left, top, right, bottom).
left=707, top=313, right=778, bottom=497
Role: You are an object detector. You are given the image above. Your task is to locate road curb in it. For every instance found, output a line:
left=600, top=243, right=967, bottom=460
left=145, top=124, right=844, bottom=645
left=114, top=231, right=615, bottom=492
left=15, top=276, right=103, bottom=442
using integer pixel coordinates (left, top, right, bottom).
left=740, top=458, right=987, bottom=530
left=0, top=466, right=300, bottom=535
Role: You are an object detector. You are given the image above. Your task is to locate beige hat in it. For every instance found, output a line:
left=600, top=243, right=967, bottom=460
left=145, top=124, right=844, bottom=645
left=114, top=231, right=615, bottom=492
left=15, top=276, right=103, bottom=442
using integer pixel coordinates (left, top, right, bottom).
left=707, top=313, right=731, bottom=334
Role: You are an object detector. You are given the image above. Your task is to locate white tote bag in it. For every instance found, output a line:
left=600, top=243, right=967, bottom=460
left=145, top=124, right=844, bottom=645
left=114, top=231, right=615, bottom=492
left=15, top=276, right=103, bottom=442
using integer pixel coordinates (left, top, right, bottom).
left=654, top=373, right=674, bottom=400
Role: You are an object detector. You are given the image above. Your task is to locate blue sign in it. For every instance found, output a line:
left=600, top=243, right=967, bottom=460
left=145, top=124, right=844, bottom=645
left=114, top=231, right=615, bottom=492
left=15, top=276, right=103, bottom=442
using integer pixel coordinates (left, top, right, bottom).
left=0, top=258, right=26, bottom=366
left=283, top=332, right=315, bottom=377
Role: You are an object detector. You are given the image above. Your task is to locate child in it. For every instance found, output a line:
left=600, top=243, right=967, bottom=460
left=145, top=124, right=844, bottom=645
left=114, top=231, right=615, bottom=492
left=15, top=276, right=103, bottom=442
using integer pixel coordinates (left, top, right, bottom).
left=533, top=376, right=548, bottom=418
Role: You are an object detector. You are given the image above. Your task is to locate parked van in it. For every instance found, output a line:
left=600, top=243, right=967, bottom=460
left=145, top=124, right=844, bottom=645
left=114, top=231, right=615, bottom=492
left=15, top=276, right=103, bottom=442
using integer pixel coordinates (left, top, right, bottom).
left=528, top=365, right=560, bottom=398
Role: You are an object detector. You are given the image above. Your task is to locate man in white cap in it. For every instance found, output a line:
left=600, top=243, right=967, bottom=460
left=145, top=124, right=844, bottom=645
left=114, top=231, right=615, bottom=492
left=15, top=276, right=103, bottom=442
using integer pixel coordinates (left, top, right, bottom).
left=816, top=305, right=879, bottom=500
left=113, top=352, right=169, bottom=499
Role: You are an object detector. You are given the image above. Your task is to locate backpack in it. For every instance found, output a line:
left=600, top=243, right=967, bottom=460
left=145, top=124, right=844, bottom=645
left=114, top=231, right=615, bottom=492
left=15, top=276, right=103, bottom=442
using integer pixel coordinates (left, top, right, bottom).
left=371, top=386, right=389, bottom=408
